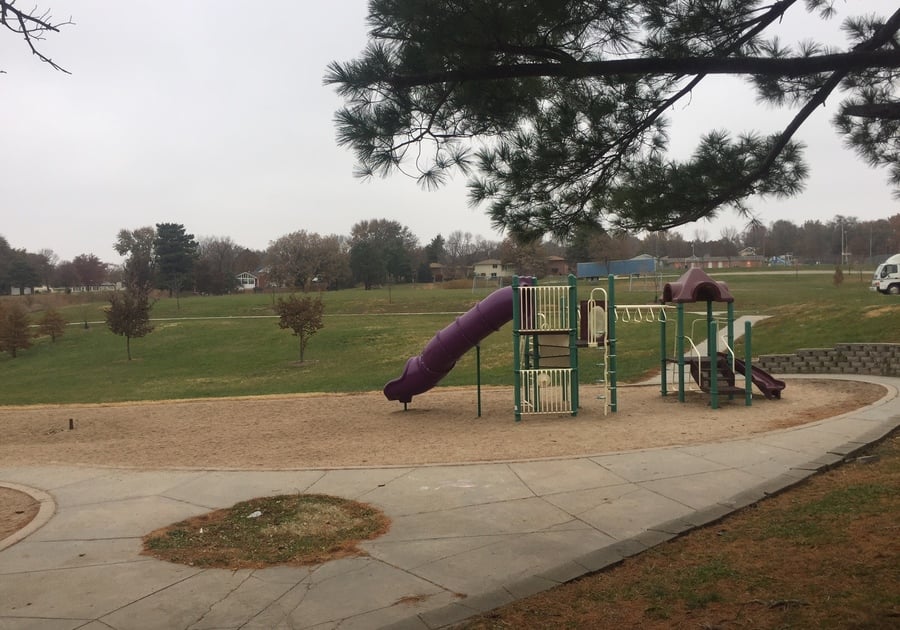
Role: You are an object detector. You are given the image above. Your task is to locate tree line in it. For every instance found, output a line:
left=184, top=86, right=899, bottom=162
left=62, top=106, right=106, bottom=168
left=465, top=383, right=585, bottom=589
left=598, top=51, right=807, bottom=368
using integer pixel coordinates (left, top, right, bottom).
left=2, top=213, right=899, bottom=299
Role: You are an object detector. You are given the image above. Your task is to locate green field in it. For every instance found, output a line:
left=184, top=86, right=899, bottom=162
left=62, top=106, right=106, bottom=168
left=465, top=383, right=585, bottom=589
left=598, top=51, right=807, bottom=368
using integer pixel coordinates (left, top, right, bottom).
left=1, top=270, right=896, bottom=405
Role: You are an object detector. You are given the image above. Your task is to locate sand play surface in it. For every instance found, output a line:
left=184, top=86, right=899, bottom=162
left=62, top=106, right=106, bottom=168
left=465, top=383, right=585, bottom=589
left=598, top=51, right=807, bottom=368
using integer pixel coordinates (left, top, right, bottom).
left=0, top=379, right=886, bottom=471
left=0, top=378, right=889, bottom=541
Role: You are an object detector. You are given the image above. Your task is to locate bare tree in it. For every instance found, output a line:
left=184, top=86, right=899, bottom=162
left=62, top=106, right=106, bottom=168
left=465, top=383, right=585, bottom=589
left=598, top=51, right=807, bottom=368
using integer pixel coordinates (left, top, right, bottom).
left=0, top=300, right=32, bottom=357
left=38, top=308, right=66, bottom=342
left=267, top=231, right=351, bottom=291
left=0, top=1, right=73, bottom=73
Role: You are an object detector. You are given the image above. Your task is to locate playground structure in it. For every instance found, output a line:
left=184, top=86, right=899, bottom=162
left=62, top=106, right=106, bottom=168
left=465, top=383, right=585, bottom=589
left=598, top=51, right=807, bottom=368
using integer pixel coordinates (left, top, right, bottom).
left=382, top=285, right=516, bottom=405
left=661, top=268, right=785, bottom=407
left=512, top=275, right=579, bottom=421
left=383, top=268, right=784, bottom=418
left=581, top=281, right=669, bottom=415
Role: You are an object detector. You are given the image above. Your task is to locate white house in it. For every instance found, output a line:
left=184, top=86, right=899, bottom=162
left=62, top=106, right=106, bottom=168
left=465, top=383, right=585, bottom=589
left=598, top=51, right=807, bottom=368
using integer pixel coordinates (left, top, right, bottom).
left=472, top=259, right=515, bottom=279
left=236, top=272, right=258, bottom=291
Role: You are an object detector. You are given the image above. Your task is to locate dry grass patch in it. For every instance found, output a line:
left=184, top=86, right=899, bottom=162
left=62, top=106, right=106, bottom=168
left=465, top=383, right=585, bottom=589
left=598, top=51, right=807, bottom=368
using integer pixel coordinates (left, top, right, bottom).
left=462, top=432, right=900, bottom=630
left=142, top=494, right=390, bottom=569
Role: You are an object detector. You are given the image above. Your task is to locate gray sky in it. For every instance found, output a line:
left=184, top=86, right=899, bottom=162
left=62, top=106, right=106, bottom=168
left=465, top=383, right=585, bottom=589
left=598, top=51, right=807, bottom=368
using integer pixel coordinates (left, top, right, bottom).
left=2, top=0, right=897, bottom=264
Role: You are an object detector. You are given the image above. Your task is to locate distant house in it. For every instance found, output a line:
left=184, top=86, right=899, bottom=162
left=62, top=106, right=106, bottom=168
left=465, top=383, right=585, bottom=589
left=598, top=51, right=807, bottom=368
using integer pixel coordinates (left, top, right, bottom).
left=545, top=256, right=572, bottom=276
left=236, top=271, right=258, bottom=291
left=667, top=254, right=766, bottom=270
left=428, top=262, right=445, bottom=282
left=472, top=259, right=515, bottom=279
left=42, top=282, right=124, bottom=294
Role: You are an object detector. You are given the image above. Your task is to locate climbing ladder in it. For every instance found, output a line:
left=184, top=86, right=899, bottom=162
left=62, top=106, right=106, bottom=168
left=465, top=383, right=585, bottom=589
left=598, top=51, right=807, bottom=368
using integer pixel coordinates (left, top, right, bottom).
left=585, top=287, right=610, bottom=415
left=585, top=278, right=671, bottom=413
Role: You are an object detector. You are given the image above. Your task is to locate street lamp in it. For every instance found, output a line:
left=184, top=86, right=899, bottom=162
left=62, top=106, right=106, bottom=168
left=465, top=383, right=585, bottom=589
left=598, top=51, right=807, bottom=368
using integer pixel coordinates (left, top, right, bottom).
left=839, top=220, right=850, bottom=269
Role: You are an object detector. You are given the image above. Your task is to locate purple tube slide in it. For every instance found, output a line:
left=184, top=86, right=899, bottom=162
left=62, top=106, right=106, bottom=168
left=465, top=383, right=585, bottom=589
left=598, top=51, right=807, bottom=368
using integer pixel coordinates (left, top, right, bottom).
left=383, top=286, right=514, bottom=404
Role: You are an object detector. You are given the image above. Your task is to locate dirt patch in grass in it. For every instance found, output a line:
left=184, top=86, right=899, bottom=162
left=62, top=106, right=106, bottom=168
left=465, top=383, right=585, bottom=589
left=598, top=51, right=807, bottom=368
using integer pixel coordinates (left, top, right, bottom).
left=863, top=304, right=900, bottom=318
left=142, top=494, right=390, bottom=569
left=460, top=432, right=900, bottom=629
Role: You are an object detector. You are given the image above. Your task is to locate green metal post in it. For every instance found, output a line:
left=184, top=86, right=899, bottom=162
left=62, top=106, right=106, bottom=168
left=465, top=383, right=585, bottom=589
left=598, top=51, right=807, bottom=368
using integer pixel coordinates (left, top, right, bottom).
left=677, top=303, right=685, bottom=402
left=568, top=274, right=579, bottom=415
left=529, top=277, right=539, bottom=414
left=660, top=310, right=667, bottom=396
left=708, top=316, right=719, bottom=410
left=476, top=344, right=482, bottom=417
left=608, top=274, right=617, bottom=412
left=530, top=333, right=539, bottom=412
left=512, top=276, right=522, bottom=421
left=745, top=321, right=753, bottom=406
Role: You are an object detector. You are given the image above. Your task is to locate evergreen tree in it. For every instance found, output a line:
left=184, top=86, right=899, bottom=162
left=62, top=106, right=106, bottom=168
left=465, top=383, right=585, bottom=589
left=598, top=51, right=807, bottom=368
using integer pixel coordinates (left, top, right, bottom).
left=327, top=1, right=900, bottom=240
left=155, top=223, right=198, bottom=297
left=6, top=255, right=40, bottom=294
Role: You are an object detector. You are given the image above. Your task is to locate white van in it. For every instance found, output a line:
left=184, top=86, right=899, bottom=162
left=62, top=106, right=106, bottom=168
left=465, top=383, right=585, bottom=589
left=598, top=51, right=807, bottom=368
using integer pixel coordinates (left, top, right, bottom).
left=870, top=254, right=900, bottom=295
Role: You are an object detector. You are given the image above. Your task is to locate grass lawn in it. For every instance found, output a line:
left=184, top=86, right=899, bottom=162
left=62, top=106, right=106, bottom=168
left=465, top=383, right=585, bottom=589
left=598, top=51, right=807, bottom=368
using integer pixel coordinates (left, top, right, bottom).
left=1, top=271, right=896, bottom=405
left=3, top=271, right=897, bottom=626
left=460, top=431, right=900, bottom=629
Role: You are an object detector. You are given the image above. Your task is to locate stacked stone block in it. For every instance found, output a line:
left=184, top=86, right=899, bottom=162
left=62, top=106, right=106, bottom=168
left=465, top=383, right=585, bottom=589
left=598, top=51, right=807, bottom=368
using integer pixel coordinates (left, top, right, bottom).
left=758, top=343, right=900, bottom=377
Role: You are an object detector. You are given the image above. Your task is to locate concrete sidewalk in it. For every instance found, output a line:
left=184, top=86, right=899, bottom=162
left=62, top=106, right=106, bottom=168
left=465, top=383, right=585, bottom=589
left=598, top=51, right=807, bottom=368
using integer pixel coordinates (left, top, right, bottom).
left=2, top=374, right=898, bottom=630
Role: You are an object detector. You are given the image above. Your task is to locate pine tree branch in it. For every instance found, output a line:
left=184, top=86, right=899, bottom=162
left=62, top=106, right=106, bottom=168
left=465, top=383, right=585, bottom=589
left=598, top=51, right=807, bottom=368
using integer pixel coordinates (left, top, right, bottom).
left=388, top=49, right=900, bottom=88
left=843, top=102, right=900, bottom=120
left=660, top=7, right=900, bottom=229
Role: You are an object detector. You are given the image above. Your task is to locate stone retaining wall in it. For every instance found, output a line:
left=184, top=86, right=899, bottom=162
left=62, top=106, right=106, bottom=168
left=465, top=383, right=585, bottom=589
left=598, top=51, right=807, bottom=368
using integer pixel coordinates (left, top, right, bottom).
left=758, top=343, right=900, bottom=377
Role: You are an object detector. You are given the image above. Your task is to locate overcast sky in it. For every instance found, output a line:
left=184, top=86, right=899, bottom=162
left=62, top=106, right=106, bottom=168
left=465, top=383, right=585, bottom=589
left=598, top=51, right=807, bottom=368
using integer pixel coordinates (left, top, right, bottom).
left=2, top=0, right=897, bottom=264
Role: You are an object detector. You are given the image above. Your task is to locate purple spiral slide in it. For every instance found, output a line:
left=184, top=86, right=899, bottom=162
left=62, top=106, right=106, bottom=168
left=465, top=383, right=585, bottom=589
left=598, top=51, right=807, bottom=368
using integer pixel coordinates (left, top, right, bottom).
left=383, top=286, right=515, bottom=404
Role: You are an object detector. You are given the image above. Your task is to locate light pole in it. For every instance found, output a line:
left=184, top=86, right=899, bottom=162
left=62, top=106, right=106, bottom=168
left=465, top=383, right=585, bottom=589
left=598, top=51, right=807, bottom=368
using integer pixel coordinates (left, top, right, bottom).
left=840, top=220, right=851, bottom=270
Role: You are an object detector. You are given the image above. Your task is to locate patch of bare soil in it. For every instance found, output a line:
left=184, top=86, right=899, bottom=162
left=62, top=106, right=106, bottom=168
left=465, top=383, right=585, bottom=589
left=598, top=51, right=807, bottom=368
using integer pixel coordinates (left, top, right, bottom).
left=141, top=494, right=390, bottom=570
left=0, top=487, right=40, bottom=541
left=0, top=379, right=886, bottom=470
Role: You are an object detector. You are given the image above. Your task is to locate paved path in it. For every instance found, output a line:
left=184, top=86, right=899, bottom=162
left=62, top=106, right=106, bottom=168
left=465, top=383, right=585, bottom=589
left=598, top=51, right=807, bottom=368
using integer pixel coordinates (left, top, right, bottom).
left=2, top=374, right=898, bottom=630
